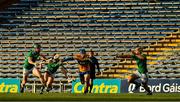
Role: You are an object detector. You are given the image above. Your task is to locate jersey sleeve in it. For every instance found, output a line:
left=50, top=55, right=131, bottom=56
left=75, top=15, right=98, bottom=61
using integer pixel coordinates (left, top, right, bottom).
left=74, top=54, right=80, bottom=60
left=143, top=54, right=147, bottom=59
left=27, top=51, right=33, bottom=57
left=62, top=56, right=74, bottom=62
left=59, top=62, right=67, bottom=70
left=131, top=54, right=137, bottom=60
left=131, top=54, right=147, bottom=60
left=95, top=58, right=100, bottom=71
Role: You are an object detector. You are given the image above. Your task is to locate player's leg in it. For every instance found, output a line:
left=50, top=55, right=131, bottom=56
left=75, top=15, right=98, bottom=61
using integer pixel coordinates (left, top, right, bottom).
left=46, top=76, right=54, bottom=92
left=44, top=72, right=48, bottom=86
left=33, top=67, right=45, bottom=85
left=44, top=67, right=49, bottom=84
left=89, top=73, right=95, bottom=93
left=128, top=73, right=141, bottom=92
left=43, top=71, right=52, bottom=92
left=32, top=67, right=46, bottom=94
left=20, top=69, right=30, bottom=93
left=84, top=73, right=90, bottom=93
left=140, top=73, right=152, bottom=95
left=89, top=78, right=93, bottom=93
left=79, top=73, right=85, bottom=84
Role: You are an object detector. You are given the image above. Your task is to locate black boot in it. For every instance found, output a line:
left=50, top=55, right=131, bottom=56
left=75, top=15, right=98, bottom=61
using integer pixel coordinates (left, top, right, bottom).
left=40, top=86, right=45, bottom=94
left=20, top=86, right=24, bottom=93
left=130, top=81, right=141, bottom=93
left=46, top=86, right=52, bottom=92
left=142, top=83, right=152, bottom=95
left=147, top=92, right=152, bottom=95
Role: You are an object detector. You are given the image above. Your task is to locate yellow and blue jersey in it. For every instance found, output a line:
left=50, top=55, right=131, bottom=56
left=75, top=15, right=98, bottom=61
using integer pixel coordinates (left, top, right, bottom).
left=74, top=54, right=91, bottom=72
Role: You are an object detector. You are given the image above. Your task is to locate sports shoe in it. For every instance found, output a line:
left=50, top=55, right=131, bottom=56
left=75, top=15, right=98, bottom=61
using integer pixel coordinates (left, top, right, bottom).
left=40, top=86, right=45, bottom=94
left=20, top=87, right=24, bottom=93
left=84, top=89, right=88, bottom=94
left=46, top=87, right=52, bottom=92
left=129, top=91, right=134, bottom=93
left=147, top=92, right=153, bottom=95
left=132, top=84, right=141, bottom=93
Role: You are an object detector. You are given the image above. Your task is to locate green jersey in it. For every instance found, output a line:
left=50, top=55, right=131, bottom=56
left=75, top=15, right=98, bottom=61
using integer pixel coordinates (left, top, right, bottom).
left=131, top=54, right=148, bottom=74
left=23, top=50, right=40, bottom=70
left=46, top=59, right=62, bottom=74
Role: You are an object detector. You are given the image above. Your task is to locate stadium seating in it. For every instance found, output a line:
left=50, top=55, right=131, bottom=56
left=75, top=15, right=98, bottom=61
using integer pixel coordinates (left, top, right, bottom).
left=0, top=0, right=180, bottom=92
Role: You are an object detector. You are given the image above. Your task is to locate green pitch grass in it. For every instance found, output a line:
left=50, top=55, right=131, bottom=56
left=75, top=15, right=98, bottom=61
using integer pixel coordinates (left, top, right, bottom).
left=0, top=93, right=180, bottom=101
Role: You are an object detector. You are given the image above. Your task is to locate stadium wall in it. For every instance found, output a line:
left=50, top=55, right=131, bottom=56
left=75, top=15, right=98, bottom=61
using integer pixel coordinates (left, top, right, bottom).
left=72, top=79, right=121, bottom=93
left=72, top=79, right=180, bottom=93
left=0, top=78, right=20, bottom=93
left=123, top=79, right=180, bottom=93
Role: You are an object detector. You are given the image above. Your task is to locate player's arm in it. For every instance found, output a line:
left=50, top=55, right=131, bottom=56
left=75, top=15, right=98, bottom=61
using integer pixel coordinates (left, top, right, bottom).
left=61, top=56, right=77, bottom=62
left=95, top=58, right=101, bottom=75
left=27, top=51, right=37, bottom=65
left=28, top=57, right=37, bottom=66
left=40, top=54, right=47, bottom=61
left=59, top=62, right=68, bottom=78
left=135, top=54, right=145, bottom=60
left=131, top=50, right=145, bottom=60
left=40, top=58, right=53, bottom=64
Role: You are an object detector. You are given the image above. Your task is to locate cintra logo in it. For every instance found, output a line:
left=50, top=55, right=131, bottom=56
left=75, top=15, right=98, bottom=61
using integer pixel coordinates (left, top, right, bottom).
left=73, top=82, right=119, bottom=93
left=0, top=82, right=18, bottom=93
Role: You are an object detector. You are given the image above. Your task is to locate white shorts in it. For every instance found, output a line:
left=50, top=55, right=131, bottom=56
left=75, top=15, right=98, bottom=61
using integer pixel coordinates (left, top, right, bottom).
left=23, top=68, right=34, bottom=77
left=133, top=71, right=149, bottom=83
left=45, top=67, right=55, bottom=78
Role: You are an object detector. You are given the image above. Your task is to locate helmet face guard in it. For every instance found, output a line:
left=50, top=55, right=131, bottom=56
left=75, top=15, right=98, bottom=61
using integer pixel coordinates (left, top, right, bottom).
left=54, top=54, right=60, bottom=60
left=135, top=47, right=143, bottom=54
left=33, top=44, right=41, bottom=49
left=79, top=48, right=86, bottom=54
left=33, top=44, right=41, bottom=52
